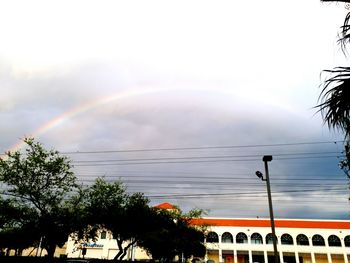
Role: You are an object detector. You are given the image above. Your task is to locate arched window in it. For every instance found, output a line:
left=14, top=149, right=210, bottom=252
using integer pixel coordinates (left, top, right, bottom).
left=100, top=230, right=107, bottom=239
left=221, top=232, right=233, bottom=243
left=207, top=232, right=219, bottom=243
left=281, top=234, right=293, bottom=245
left=296, top=234, right=309, bottom=246
left=328, top=235, right=341, bottom=247
left=345, top=235, right=350, bottom=247
left=251, top=233, right=263, bottom=244
left=236, top=232, right=248, bottom=244
left=312, top=234, right=325, bottom=246
left=266, top=233, right=277, bottom=244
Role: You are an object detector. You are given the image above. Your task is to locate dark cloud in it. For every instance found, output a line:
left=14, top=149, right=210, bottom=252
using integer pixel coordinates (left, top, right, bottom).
left=0, top=0, right=347, bottom=220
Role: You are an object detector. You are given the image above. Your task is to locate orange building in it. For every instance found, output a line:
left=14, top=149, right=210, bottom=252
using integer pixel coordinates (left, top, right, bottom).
left=192, top=217, right=350, bottom=263
left=64, top=203, right=350, bottom=263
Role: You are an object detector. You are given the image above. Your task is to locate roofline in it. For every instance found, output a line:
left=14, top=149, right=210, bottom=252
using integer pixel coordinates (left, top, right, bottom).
left=202, top=217, right=350, bottom=222
left=191, top=217, right=350, bottom=229
left=154, top=202, right=177, bottom=210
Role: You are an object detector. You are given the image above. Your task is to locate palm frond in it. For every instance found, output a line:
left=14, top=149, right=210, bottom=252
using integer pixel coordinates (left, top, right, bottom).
left=339, top=12, right=350, bottom=53
left=317, top=67, right=350, bottom=138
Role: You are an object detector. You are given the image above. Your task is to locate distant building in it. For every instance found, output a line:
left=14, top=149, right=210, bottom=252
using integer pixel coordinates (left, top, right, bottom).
left=64, top=203, right=350, bottom=263
left=192, top=217, right=350, bottom=263
left=65, top=230, right=149, bottom=260
left=154, top=202, right=178, bottom=210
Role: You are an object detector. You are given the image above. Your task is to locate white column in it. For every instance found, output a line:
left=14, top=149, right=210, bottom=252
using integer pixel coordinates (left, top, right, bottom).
left=293, top=236, right=299, bottom=263
left=248, top=250, right=252, bottom=263
left=326, top=236, right=332, bottom=263
left=248, top=235, right=252, bottom=263
left=234, top=249, right=237, bottom=263
left=327, top=252, right=332, bottom=263
left=219, top=234, right=223, bottom=263
left=309, top=236, right=315, bottom=263
left=341, top=238, right=349, bottom=263
left=219, top=248, right=223, bottom=263
left=310, top=252, right=316, bottom=263
left=263, top=250, right=268, bottom=263
left=279, top=249, right=284, bottom=263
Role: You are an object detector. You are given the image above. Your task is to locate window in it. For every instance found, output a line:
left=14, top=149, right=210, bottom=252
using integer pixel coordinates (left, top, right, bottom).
left=266, top=233, right=277, bottom=245
left=345, top=235, right=350, bottom=247
left=100, top=230, right=107, bottom=239
left=312, top=234, right=325, bottom=246
left=221, top=232, right=233, bottom=243
left=251, top=233, right=263, bottom=244
left=296, top=234, right=309, bottom=246
left=207, top=232, right=219, bottom=243
left=328, top=235, right=341, bottom=247
left=236, top=232, right=248, bottom=244
left=281, top=234, right=293, bottom=245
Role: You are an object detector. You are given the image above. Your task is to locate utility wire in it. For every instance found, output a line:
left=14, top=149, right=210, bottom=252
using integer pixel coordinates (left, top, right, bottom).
left=146, top=188, right=348, bottom=198
left=72, top=155, right=342, bottom=166
left=75, top=175, right=348, bottom=181
left=61, top=141, right=343, bottom=154
left=71, top=151, right=342, bottom=163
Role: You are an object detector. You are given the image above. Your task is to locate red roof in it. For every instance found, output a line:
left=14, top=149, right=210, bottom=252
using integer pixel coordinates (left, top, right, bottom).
left=155, top=202, right=177, bottom=210
left=190, top=218, right=350, bottom=229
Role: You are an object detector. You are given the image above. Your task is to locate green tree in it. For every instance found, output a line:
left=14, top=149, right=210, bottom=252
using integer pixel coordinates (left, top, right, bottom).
left=78, top=178, right=154, bottom=261
left=77, top=178, right=206, bottom=262
left=0, top=138, right=80, bottom=259
left=317, top=0, right=350, bottom=177
left=138, top=206, right=206, bottom=262
left=0, top=197, right=39, bottom=255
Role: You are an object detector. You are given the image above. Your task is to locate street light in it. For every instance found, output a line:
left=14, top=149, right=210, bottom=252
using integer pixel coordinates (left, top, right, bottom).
left=256, top=155, right=279, bottom=263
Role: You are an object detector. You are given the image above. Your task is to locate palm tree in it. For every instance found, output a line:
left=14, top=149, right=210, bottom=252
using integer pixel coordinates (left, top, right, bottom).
left=317, top=0, right=350, bottom=177
left=317, top=67, right=350, bottom=138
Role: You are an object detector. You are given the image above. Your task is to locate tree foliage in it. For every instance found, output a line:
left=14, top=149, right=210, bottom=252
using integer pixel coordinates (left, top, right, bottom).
left=75, top=178, right=206, bottom=262
left=0, top=197, right=39, bottom=254
left=138, top=206, right=206, bottom=262
left=318, top=1, right=350, bottom=177
left=76, top=178, right=155, bottom=261
left=0, top=139, right=207, bottom=261
left=0, top=138, right=81, bottom=258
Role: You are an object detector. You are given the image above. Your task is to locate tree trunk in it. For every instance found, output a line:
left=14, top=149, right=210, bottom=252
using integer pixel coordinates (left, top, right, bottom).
left=45, top=244, right=56, bottom=262
left=113, top=239, right=136, bottom=261
left=113, top=239, right=124, bottom=261
left=120, top=241, right=135, bottom=260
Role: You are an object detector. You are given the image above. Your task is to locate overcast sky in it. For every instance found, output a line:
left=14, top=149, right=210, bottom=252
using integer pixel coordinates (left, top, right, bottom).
left=0, top=0, right=349, bottom=219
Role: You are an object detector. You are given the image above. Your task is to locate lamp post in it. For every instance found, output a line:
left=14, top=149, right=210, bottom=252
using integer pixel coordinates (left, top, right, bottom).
left=256, top=155, right=279, bottom=263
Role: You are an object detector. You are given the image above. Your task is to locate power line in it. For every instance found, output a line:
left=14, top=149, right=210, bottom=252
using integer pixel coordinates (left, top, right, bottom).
left=71, top=151, right=342, bottom=163
left=61, top=141, right=343, bottom=155
left=72, top=155, right=342, bottom=166
left=145, top=187, right=347, bottom=198
left=76, top=176, right=348, bottom=181
left=72, top=169, right=349, bottom=179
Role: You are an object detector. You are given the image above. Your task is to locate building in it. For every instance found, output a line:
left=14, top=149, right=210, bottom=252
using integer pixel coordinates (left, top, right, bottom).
left=192, top=217, right=350, bottom=263
left=64, top=203, right=350, bottom=263
left=66, top=230, right=149, bottom=260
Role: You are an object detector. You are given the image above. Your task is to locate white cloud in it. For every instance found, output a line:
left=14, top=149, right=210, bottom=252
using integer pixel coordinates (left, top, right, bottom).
left=0, top=0, right=348, bottom=218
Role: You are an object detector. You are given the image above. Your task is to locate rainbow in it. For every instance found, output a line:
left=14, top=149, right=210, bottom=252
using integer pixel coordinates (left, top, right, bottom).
left=6, top=86, right=169, bottom=153
left=5, top=84, right=297, bottom=154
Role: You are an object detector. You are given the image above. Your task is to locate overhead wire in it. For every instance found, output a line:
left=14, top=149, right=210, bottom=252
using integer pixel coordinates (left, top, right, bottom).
left=71, top=151, right=341, bottom=163
left=72, top=155, right=343, bottom=166
left=2, top=140, right=348, bottom=217
left=60, top=141, right=344, bottom=154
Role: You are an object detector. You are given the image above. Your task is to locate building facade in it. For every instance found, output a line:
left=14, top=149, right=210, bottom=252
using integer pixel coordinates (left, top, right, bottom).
left=65, top=216, right=350, bottom=263
left=65, top=231, right=149, bottom=260
left=193, top=217, right=350, bottom=263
